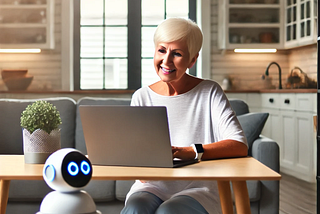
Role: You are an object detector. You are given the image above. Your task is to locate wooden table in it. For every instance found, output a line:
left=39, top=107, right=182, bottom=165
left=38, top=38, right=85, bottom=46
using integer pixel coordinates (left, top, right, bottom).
left=0, top=155, right=280, bottom=214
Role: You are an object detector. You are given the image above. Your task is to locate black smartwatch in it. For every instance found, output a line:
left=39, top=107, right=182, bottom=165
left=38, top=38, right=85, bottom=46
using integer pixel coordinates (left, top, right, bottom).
left=191, top=144, right=204, bottom=161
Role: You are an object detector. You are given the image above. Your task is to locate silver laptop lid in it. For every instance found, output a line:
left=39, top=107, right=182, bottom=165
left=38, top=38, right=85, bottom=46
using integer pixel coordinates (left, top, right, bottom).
left=79, top=106, right=174, bottom=167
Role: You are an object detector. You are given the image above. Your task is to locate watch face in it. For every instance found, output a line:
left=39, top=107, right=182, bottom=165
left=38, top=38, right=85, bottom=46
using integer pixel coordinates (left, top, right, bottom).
left=195, top=144, right=204, bottom=153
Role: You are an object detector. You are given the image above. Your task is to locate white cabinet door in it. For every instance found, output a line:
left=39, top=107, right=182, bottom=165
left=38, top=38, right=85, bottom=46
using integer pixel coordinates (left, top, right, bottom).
left=294, top=111, right=316, bottom=182
left=280, top=110, right=296, bottom=170
left=0, top=0, right=55, bottom=49
left=261, top=108, right=282, bottom=142
left=278, top=107, right=316, bottom=182
left=285, top=0, right=317, bottom=48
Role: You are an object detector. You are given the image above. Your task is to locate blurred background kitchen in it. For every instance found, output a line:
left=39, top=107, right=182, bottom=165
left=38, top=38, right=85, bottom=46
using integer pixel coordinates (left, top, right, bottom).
left=0, top=0, right=318, bottom=213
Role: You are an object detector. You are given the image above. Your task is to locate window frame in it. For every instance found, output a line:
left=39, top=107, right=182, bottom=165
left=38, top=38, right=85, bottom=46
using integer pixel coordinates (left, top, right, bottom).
left=73, top=0, right=200, bottom=90
left=61, top=0, right=210, bottom=91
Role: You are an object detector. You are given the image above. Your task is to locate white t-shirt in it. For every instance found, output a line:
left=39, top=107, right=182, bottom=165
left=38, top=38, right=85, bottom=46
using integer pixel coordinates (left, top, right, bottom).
left=126, top=80, right=248, bottom=213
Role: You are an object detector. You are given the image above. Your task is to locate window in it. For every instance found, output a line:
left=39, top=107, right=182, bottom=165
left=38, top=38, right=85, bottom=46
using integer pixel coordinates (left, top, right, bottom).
left=74, top=0, right=197, bottom=90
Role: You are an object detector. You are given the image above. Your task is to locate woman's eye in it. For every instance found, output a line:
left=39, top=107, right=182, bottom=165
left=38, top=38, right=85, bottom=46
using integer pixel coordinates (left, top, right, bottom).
left=158, top=49, right=166, bottom=53
left=174, top=52, right=182, bottom=57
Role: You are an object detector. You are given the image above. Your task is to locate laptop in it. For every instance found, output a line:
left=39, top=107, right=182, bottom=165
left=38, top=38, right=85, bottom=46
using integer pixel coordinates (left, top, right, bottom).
left=79, top=105, right=198, bottom=168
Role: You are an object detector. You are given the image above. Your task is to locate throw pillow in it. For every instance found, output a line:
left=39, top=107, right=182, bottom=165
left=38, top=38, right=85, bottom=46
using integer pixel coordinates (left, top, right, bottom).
left=237, top=112, right=269, bottom=154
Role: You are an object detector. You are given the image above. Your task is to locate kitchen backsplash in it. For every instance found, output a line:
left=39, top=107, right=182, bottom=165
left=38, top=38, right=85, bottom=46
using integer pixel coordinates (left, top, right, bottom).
left=210, top=44, right=317, bottom=90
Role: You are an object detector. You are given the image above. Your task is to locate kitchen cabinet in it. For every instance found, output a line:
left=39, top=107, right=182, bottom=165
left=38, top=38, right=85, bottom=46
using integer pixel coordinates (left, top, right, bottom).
left=218, top=0, right=284, bottom=49
left=261, top=93, right=316, bottom=182
left=227, top=92, right=316, bottom=182
left=285, top=0, right=317, bottom=49
left=0, top=0, right=54, bottom=49
left=218, top=0, right=317, bottom=50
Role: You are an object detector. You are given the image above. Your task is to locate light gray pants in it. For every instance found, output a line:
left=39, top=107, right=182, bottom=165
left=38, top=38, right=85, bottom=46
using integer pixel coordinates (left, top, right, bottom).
left=121, top=191, right=209, bottom=214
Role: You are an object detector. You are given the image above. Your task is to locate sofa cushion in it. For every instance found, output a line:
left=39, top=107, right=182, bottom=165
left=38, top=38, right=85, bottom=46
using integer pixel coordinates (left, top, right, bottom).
left=83, top=180, right=116, bottom=202
left=229, top=99, right=249, bottom=116
left=115, top=180, right=135, bottom=201
left=75, top=97, right=131, bottom=154
left=9, top=180, right=117, bottom=202
left=237, top=112, right=269, bottom=155
left=0, top=97, right=76, bottom=154
left=8, top=180, right=52, bottom=202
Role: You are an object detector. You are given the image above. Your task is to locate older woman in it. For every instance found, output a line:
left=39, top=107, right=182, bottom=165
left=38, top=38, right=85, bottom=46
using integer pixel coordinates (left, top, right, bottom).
left=121, top=18, right=248, bottom=214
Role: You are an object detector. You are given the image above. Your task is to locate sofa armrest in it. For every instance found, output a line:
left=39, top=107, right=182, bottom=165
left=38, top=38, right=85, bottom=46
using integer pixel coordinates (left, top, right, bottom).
left=251, top=135, right=280, bottom=214
left=251, top=135, right=279, bottom=172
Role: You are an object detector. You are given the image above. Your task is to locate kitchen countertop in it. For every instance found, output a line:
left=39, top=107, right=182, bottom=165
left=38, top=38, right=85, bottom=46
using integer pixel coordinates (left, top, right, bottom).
left=224, top=89, right=317, bottom=93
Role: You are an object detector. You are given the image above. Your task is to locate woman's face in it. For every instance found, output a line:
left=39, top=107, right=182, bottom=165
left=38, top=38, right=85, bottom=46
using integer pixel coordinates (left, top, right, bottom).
left=153, top=40, right=196, bottom=83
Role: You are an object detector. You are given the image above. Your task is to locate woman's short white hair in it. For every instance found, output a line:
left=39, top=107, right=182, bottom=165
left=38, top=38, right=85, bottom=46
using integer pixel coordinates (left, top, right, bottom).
left=153, top=18, right=203, bottom=60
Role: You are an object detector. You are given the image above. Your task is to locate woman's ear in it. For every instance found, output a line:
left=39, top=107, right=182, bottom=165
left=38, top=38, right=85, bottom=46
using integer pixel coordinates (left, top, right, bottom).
left=188, top=53, right=199, bottom=69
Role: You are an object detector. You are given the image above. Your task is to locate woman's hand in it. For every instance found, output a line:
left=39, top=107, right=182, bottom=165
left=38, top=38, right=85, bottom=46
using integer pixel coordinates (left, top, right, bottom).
left=172, top=146, right=196, bottom=161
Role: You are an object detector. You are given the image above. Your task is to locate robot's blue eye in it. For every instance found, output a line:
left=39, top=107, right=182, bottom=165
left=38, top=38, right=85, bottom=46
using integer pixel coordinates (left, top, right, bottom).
left=67, top=161, right=79, bottom=176
left=81, top=161, right=91, bottom=175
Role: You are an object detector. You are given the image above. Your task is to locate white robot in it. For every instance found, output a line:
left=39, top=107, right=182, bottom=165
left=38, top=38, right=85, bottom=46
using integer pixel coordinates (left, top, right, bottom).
left=37, top=148, right=101, bottom=214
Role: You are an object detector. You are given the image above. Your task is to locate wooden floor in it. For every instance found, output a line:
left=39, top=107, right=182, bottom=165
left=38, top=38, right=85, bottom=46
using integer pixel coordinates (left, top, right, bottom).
left=280, top=172, right=317, bottom=214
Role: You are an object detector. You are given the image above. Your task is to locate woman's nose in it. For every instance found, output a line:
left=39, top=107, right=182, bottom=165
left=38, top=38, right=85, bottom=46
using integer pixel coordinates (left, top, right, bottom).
left=162, top=52, right=173, bottom=65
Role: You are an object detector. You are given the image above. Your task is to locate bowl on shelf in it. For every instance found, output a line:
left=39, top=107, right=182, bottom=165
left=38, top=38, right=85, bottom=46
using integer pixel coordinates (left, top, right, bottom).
left=1, top=69, right=28, bottom=80
left=3, top=75, right=33, bottom=91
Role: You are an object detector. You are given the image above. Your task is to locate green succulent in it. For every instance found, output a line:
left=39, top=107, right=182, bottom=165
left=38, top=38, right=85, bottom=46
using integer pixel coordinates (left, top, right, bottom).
left=20, top=100, right=62, bottom=134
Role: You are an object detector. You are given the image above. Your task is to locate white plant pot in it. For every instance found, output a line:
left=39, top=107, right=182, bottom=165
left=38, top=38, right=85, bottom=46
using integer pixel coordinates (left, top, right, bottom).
left=23, top=129, right=61, bottom=164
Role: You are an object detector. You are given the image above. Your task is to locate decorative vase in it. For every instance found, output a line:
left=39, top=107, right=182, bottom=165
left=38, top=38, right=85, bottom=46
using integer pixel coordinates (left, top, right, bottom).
left=23, top=129, right=61, bottom=164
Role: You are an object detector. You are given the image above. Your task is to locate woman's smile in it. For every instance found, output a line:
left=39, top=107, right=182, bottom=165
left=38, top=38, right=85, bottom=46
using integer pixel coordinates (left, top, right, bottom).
left=161, top=67, right=176, bottom=74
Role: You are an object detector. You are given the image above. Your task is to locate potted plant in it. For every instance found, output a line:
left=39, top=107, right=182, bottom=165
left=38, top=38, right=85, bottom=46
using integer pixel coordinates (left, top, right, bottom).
left=21, top=100, right=62, bottom=164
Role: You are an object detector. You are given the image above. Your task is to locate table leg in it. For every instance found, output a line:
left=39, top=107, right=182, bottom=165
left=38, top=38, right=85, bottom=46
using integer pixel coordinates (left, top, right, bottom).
left=0, top=180, right=10, bottom=214
left=232, top=180, right=251, bottom=214
left=217, top=181, right=234, bottom=214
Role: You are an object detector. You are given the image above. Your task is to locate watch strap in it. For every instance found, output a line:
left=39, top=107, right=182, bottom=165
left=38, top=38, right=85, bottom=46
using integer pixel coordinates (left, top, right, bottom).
left=191, top=144, right=204, bottom=161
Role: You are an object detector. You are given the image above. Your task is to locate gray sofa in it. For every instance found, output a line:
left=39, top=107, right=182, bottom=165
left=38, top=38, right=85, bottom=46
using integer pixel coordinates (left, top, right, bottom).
left=0, top=97, right=279, bottom=214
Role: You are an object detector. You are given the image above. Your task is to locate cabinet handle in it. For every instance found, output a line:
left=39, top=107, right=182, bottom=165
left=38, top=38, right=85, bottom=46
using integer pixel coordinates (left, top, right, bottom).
left=284, top=99, right=290, bottom=104
left=269, top=98, right=274, bottom=103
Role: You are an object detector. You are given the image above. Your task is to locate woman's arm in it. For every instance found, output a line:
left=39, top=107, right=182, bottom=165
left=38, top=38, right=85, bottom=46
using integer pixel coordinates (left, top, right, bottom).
left=172, top=140, right=248, bottom=161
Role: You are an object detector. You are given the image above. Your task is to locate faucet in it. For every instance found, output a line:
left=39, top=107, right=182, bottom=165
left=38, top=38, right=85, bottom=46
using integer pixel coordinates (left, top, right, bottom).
left=265, top=62, right=282, bottom=89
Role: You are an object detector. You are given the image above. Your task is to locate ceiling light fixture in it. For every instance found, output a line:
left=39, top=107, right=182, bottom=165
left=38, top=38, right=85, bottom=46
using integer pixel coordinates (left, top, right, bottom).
left=234, top=49, right=277, bottom=53
left=0, top=49, right=41, bottom=53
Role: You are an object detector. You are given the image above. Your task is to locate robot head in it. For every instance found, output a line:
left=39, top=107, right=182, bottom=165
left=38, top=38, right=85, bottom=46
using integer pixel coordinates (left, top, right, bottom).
left=43, top=148, right=92, bottom=192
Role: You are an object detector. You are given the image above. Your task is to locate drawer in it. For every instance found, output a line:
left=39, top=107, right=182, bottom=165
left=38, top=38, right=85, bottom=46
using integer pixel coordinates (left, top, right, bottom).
left=296, top=93, right=316, bottom=112
left=246, top=93, right=261, bottom=108
left=280, top=94, right=296, bottom=110
left=261, top=93, right=280, bottom=109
